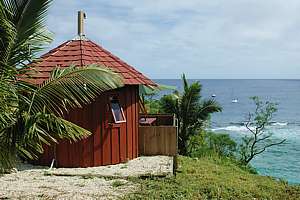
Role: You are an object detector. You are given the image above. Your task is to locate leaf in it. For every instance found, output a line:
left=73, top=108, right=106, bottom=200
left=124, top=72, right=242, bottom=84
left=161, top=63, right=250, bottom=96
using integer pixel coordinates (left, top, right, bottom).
left=0, top=0, right=53, bottom=68
left=25, top=65, right=123, bottom=116
left=198, top=99, right=222, bottom=120
left=17, top=111, right=92, bottom=160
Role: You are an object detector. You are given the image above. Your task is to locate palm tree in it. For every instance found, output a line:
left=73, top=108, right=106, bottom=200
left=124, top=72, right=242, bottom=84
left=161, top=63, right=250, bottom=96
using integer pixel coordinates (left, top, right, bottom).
left=160, top=74, right=222, bottom=155
left=0, top=0, right=123, bottom=171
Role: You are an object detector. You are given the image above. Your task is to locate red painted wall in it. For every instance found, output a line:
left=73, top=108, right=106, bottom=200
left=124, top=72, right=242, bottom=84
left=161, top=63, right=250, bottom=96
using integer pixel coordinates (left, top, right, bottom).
left=36, top=85, right=139, bottom=167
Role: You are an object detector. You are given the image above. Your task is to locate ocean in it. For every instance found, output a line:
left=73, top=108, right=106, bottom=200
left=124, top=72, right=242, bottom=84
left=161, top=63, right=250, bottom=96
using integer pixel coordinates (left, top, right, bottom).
left=154, top=79, right=300, bottom=184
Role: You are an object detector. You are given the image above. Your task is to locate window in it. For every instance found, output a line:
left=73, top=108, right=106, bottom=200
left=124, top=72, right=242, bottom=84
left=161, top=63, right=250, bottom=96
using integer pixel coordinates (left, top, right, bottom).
left=110, top=97, right=126, bottom=123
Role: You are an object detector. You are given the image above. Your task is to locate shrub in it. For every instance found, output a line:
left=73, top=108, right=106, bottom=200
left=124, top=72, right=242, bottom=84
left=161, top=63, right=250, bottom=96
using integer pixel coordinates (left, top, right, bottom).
left=144, top=99, right=163, bottom=114
left=187, top=131, right=237, bottom=158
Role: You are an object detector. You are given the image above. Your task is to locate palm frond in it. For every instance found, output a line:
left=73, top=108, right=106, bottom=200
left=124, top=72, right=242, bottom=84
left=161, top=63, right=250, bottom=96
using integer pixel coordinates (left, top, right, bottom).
left=0, top=76, right=18, bottom=128
left=198, top=99, right=222, bottom=120
left=160, top=94, right=178, bottom=115
left=0, top=140, right=16, bottom=172
left=27, top=65, right=123, bottom=116
left=17, top=112, right=91, bottom=160
left=180, top=81, right=202, bottom=121
left=182, top=73, right=188, bottom=91
left=0, top=0, right=53, bottom=67
left=0, top=121, right=17, bottom=171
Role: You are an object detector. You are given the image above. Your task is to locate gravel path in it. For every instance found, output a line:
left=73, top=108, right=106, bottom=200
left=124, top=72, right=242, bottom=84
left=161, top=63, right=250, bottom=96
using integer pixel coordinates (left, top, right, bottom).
left=0, top=156, right=173, bottom=199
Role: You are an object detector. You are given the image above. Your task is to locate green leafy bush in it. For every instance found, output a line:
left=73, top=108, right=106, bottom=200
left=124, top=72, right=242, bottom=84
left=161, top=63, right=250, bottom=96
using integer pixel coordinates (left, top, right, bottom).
left=187, top=131, right=237, bottom=158
left=144, top=99, right=163, bottom=114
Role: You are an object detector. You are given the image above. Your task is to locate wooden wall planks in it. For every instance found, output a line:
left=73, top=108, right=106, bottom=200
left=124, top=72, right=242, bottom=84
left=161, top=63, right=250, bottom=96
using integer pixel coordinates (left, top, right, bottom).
left=139, top=126, right=177, bottom=156
left=35, top=85, right=139, bottom=167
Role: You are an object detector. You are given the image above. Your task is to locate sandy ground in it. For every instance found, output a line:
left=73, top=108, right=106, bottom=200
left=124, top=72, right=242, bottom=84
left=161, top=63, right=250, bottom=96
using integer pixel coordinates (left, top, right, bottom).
left=0, top=156, right=173, bottom=199
left=48, top=156, right=173, bottom=178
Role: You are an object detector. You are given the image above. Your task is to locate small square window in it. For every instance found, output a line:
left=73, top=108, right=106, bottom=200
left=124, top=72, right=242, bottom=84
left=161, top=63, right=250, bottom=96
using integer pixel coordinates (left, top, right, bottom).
left=110, top=98, right=126, bottom=123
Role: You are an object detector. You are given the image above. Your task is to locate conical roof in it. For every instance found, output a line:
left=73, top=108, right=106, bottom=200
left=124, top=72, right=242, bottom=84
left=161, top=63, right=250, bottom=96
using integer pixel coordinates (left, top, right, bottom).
left=26, top=38, right=155, bottom=86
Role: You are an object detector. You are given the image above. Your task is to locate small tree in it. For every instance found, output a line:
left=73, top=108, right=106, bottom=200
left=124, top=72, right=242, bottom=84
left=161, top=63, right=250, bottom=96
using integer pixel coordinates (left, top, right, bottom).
left=160, top=74, right=222, bottom=155
left=239, top=96, right=286, bottom=165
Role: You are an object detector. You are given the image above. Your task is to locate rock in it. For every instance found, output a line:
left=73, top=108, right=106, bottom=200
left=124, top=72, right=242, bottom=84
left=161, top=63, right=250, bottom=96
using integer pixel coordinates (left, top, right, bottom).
left=10, top=168, right=18, bottom=173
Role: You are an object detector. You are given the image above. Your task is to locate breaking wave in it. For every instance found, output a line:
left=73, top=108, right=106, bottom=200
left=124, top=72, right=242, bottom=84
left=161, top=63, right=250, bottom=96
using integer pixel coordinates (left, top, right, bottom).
left=270, top=122, right=288, bottom=126
left=211, top=126, right=250, bottom=132
left=211, top=121, right=289, bottom=132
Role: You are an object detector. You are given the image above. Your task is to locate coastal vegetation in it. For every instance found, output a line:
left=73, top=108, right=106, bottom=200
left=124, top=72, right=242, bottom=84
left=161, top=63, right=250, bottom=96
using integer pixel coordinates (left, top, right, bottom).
left=187, top=131, right=237, bottom=159
left=125, top=156, right=300, bottom=200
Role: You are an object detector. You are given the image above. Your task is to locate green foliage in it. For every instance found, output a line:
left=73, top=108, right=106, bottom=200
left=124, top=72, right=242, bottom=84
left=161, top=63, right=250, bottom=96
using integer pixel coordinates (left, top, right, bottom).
left=187, top=131, right=237, bottom=158
left=239, top=96, right=286, bottom=165
left=111, top=180, right=126, bottom=187
left=144, top=99, right=163, bottom=114
left=160, top=74, right=222, bottom=155
left=28, top=65, right=123, bottom=116
left=125, top=156, right=300, bottom=200
left=0, top=0, right=54, bottom=171
left=0, top=0, right=53, bottom=68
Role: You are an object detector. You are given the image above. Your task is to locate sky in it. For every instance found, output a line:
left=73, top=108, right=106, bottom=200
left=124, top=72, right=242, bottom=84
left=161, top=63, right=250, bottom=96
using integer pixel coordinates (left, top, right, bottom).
left=47, top=0, right=300, bottom=79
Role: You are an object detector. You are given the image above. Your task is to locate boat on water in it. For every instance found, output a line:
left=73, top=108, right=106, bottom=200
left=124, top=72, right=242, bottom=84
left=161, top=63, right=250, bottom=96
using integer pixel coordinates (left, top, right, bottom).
left=230, top=88, right=238, bottom=103
left=231, top=99, right=238, bottom=103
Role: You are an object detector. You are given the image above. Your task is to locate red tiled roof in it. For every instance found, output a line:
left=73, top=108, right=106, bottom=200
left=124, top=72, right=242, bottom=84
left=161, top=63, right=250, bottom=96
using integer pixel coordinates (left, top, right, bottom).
left=26, top=39, right=156, bottom=86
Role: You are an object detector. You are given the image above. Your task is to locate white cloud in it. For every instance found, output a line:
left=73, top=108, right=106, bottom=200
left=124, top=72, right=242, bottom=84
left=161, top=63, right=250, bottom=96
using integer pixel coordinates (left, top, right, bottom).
left=46, top=0, right=300, bottom=78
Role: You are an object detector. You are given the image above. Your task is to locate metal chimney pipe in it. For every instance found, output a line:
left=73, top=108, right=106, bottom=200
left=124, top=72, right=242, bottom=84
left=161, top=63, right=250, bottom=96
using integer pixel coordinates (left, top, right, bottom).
left=78, top=11, right=86, bottom=36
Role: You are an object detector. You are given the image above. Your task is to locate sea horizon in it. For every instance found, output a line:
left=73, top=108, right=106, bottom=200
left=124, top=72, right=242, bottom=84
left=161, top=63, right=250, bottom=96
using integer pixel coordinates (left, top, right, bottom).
left=153, top=78, right=300, bottom=80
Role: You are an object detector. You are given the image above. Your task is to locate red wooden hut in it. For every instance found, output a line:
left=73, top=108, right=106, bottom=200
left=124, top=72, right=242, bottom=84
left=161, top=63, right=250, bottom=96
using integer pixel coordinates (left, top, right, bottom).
left=29, top=11, right=156, bottom=167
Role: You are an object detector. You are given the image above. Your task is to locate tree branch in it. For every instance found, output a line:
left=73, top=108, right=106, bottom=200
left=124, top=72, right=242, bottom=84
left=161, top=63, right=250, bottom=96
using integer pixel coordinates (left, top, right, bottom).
left=256, top=134, right=272, bottom=144
left=253, top=139, right=286, bottom=157
left=245, top=113, right=256, bottom=135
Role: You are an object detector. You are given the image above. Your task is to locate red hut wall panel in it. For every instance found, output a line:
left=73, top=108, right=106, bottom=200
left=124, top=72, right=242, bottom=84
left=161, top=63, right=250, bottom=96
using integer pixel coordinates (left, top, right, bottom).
left=93, top=97, right=103, bottom=166
left=37, top=85, right=139, bottom=167
left=125, top=87, right=133, bottom=160
left=119, top=91, right=127, bottom=162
